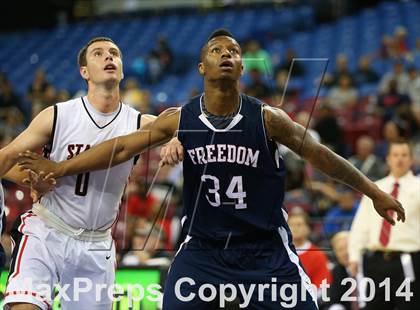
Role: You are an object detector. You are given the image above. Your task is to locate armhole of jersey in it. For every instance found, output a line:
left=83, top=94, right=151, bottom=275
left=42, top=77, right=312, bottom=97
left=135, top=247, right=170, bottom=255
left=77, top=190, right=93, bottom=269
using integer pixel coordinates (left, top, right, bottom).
left=176, top=107, right=182, bottom=141
left=43, top=104, right=58, bottom=159
left=260, top=104, right=271, bottom=153
left=133, top=113, right=141, bottom=165
left=261, top=104, right=281, bottom=170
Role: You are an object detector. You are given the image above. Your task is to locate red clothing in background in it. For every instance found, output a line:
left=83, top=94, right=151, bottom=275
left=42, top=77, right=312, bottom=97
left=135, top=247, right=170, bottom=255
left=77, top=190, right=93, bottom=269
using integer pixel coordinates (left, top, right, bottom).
left=298, top=242, right=332, bottom=288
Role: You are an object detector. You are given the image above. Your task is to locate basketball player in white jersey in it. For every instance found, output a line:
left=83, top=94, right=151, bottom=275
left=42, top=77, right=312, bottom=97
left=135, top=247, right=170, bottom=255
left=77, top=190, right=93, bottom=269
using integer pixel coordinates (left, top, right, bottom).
left=0, top=167, right=56, bottom=276
left=0, top=37, right=157, bottom=310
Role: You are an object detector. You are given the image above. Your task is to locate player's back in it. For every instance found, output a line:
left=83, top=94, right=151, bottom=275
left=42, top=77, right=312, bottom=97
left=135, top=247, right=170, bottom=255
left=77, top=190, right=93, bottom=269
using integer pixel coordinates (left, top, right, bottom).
left=40, top=97, right=140, bottom=230
left=178, top=94, right=288, bottom=241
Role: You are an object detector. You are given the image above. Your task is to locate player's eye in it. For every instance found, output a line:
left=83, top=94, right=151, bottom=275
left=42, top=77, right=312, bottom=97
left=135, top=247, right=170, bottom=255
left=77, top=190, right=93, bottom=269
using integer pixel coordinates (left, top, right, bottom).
left=94, top=51, right=102, bottom=56
left=211, top=47, right=221, bottom=53
left=110, top=50, right=119, bottom=56
left=230, top=48, right=239, bottom=54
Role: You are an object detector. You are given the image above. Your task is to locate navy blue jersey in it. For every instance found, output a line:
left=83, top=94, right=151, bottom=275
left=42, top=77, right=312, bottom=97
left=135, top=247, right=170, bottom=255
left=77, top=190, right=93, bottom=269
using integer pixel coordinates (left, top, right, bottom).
left=178, top=93, right=288, bottom=241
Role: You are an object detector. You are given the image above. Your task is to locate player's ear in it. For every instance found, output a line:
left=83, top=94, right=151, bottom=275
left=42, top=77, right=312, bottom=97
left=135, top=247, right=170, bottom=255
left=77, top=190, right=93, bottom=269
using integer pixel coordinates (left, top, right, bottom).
left=80, top=66, right=89, bottom=80
left=240, top=63, right=244, bottom=76
left=198, top=62, right=205, bottom=76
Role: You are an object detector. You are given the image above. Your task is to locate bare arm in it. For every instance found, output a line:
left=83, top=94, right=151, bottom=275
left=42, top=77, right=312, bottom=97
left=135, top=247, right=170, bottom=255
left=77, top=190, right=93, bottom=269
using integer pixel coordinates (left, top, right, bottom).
left=0, top=106, right=54, bottom=177
left=19, top=108, right=180, bottom=178
left=263, top=105, right=405, bottom=224
left=3, top=165, right=30, bottom=186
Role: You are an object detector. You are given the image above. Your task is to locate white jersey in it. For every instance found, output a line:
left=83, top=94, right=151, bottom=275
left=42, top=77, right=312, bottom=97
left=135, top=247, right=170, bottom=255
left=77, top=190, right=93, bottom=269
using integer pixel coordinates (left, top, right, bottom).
left=40, top=97, right=140, bottom=230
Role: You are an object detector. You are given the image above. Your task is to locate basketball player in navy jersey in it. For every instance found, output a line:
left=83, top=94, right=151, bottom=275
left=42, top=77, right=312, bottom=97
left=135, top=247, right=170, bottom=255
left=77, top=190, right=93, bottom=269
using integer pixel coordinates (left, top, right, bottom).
left=19, top=29, right=405, bottom=309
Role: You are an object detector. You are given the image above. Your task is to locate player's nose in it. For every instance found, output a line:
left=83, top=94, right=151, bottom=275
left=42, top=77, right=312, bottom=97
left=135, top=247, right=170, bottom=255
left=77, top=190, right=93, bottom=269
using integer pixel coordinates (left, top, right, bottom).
left=221, top=47, right=232, bottom=58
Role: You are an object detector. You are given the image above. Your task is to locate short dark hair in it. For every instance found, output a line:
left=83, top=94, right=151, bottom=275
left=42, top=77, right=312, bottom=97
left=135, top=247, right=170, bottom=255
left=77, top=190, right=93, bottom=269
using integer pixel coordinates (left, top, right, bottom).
left=200, top=28, right=235, bottom=61
left=387, top=138, right=412, bottom=156
left=77, top=37, right=120, bottom=67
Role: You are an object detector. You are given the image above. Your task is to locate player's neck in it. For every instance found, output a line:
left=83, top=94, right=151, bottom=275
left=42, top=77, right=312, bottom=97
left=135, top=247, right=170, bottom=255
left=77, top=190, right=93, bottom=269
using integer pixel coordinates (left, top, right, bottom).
left=203, top=81, right=240, bottom=116
left=87, top=85, right=120, bottom=114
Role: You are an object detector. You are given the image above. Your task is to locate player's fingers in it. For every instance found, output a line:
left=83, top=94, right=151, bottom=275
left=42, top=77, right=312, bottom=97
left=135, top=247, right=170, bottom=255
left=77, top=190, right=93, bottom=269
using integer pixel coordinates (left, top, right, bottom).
left=170, top=148, right=179, bottom=164
left=22, top=177, right=30, bottom=185
left=177, top=145, right=184, bottom=162
left=384, top=211, right=396, bottom=226
left=160, top=146, right=167, bottom=159
left=394, top=202, right=405, bottom=222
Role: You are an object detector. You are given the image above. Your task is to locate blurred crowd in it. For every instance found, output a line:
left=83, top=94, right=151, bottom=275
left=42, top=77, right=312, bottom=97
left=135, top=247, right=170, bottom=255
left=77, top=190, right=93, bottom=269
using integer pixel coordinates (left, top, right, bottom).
left=0, top=16, right=419, bottom=309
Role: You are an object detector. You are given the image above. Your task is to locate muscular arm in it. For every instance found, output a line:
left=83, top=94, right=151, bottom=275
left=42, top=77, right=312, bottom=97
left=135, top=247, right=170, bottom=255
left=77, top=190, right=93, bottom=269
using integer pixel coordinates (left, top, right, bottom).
left=263, top=105, right=404, bottom=223
left=51, top=108, right=180, bottom=177
left=0, top=106, right=54, bottom=177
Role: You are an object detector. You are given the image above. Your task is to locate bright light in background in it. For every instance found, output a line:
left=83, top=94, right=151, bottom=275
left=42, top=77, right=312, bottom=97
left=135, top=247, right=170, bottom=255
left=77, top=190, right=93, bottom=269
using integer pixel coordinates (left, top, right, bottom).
left=15, top=190, right=24, bottom=201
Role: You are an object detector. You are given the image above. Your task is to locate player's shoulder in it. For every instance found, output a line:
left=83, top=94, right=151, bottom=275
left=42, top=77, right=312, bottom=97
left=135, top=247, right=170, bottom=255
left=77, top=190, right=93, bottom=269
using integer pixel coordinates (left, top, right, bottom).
left=240, top=93, right=264, bottom=107
left=120, top=102, right=141, bottom=117
left=55, top=97, right=81, bottom=108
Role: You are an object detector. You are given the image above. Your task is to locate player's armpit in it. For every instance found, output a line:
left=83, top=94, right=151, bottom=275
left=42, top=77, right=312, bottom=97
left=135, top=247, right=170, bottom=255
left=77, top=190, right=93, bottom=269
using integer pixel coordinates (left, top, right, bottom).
left=20, top=107, right=181, bottom=178
left=0, top=106, right=54, bottom=178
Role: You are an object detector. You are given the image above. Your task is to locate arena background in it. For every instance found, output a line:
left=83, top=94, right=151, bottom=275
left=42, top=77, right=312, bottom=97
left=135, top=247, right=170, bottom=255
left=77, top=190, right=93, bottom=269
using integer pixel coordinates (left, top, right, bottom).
left=0, top=0, right=419, bottom=309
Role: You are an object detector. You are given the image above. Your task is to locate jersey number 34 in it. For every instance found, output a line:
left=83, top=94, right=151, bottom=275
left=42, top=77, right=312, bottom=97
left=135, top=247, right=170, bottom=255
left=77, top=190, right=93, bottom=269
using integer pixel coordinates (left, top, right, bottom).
left=201, top=175, right=246, bottom=209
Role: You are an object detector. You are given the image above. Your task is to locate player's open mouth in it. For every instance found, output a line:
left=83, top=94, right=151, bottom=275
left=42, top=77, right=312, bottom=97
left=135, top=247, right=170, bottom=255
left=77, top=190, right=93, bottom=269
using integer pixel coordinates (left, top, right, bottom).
left=104, top=63, right=117, bottom=71
left=219, top=60, right=234, bottom=69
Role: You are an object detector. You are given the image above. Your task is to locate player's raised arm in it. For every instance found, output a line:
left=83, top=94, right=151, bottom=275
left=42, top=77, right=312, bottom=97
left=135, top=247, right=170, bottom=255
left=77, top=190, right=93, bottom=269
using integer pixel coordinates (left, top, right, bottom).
left=18, top=107, right=180, bottom=178
left=262, top=105, right=405, bottom=224
left=0, top=106, right=54, bottom=178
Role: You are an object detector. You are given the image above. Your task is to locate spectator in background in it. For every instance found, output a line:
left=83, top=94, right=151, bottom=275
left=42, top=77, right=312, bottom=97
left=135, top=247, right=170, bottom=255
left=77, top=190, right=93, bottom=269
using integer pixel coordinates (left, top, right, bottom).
left=276, top=48, right=305, bottom=77
left=288, top=210, right=332, bottom=289
left=314, top=104, right=345, bottom=156
left=407, top=66, right=420, bottom=124
left=122, top=78, right=148, bottom=112
left=243, top=68, right=271, bottom=99
left=121, top=223, right=171, bottom=267
left=0, top=77, right=25, bottom=124
left=323, top=189, right=358, bottom=236
left=324, top=54, right=353, bottom=87
left=272, top=69, right=299, bottom=104
left=56, top=89, right=70, bottom=103
left=125, top=178, right=159, bottom=222
left=328, top=231, right=353, bottom=310
left=377, top=79, right=410, bottom=122
left=348, top=135, right=387, bottom=181
left=394, top=26, right=410, bottom=58
left=243, top=39, right=273, bottom=75
left=354, top=55, right=379, bottom=85
left=378, top=62, right=409, bottom=95
left=379, top=35, right=398, bottom=60
left=155, top=37, right=173, bottom=75
left=327, top=74, right=358, bottom=109
left=375, top=120, right=403, bottom=160
left=349, top=140, right=420, bottom=310
left=26, top=68, right=50, bottom=106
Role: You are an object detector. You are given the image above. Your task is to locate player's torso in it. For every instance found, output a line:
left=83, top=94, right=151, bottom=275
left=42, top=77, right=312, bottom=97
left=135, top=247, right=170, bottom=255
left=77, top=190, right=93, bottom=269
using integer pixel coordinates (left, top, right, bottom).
left=40, top=97, right=140, bottom=230
left=178, top=94, right=287, bottom=240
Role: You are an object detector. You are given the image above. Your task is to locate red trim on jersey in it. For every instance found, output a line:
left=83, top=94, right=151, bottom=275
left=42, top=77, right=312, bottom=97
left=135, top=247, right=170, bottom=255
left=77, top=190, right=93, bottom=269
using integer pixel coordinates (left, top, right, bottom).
left=5, top=290, right=51, bottom=308
left=9, top=235, right=28, bottom=280
left=18, top=212, right=34, bottom=233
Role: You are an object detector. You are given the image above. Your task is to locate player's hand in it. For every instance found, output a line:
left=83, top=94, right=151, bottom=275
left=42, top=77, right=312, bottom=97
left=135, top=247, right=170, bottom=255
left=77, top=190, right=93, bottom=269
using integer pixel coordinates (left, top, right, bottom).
left=22, top=170, right=56, bottom=202
left=371, top=191, right=405, bottom=225
left=159, top=137, right=183, bottom=167
left=17, top=151, right=60, bottom=178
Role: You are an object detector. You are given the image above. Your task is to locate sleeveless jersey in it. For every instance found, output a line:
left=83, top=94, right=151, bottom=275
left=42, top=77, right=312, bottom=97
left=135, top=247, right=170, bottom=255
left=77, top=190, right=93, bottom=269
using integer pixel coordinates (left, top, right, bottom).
left=40, top=97, right=140, bottom=230
left=178, top=93, right=288, bottom=241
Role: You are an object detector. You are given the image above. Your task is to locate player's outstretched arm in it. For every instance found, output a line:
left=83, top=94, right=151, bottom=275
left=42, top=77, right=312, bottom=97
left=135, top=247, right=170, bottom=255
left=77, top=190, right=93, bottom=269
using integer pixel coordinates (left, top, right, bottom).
left=263, top=105, right=405, bottom=225
left=0, top=106, right=54, bottom=178
left=19, top=108, right=180, bottom=178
